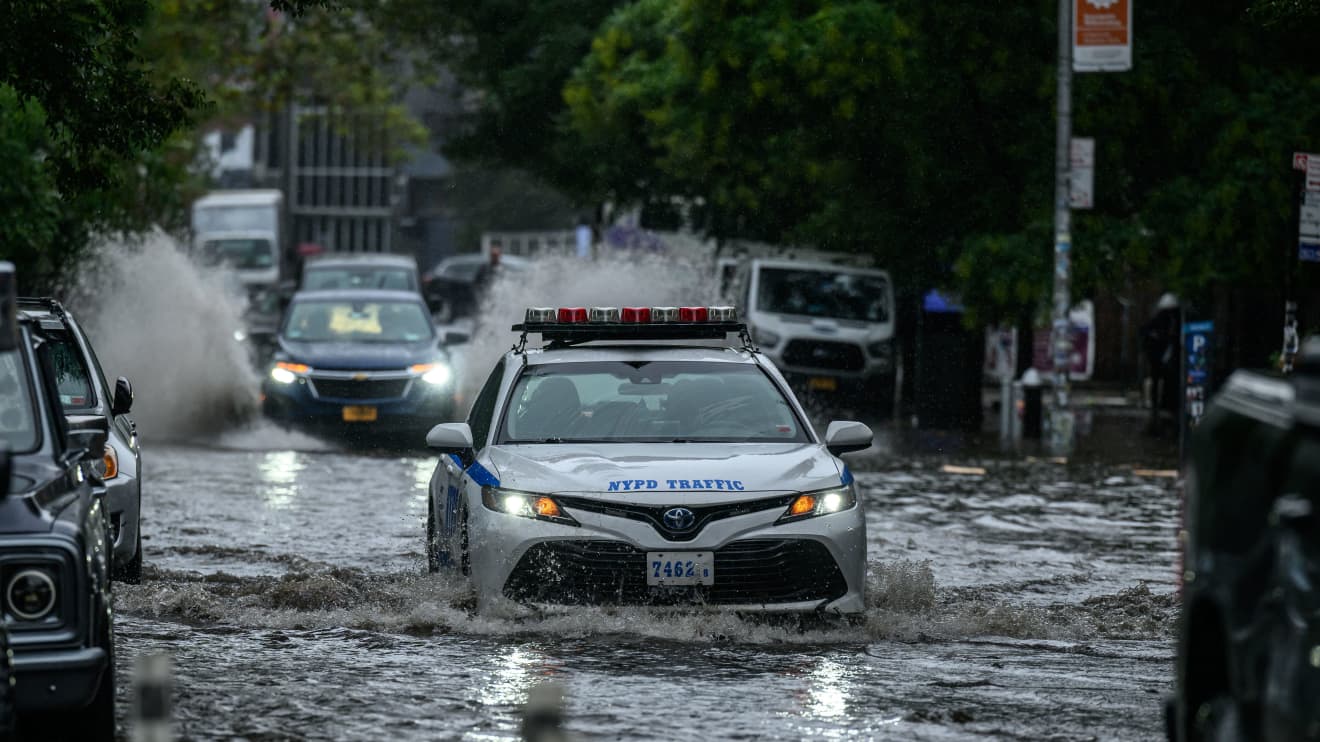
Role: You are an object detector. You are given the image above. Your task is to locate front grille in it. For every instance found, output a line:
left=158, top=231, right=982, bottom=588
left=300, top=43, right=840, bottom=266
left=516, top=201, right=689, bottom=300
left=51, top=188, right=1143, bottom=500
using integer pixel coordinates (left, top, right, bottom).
left=781, top=340, right=866, bottom=372
left=557, top=495, right=794, bottom=541
left=503, top=539, right=847, bottom=606
left=310, top=376, right=409, bottom=400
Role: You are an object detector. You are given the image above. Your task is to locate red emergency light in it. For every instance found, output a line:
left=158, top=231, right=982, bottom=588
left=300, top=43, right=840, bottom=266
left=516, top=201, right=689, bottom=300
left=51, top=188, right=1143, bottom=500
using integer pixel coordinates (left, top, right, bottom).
left=557, top=307, right=588, bottom=323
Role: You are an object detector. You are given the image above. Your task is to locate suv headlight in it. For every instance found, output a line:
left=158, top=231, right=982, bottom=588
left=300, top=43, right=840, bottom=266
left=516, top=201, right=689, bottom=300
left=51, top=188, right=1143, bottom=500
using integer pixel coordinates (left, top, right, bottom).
left=270, top=361, right=309, bottom=385
left=776, top=484, right=857, bottom=524
left=481, top=486, right=578, bottom=526
left=411, top=362, right=453, bottom=386
left=7, top=568, right=57, bottom=620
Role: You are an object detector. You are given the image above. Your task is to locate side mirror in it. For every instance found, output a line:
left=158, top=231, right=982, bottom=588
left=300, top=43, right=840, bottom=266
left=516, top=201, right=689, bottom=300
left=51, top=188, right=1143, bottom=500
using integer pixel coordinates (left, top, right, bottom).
left=426, top=422, right=475, bottom=460
left=112, top=376, right=134, bottom=416
left=824, top=420, right=873, bottom=456
left=441, top=330, right=471, bottom=347
left=65, top=414, right=109, bottom=461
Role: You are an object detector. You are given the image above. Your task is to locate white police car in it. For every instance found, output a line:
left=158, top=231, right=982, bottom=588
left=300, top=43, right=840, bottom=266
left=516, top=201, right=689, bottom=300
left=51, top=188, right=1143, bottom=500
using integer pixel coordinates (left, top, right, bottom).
left=424, top=306, right=872, bottom=615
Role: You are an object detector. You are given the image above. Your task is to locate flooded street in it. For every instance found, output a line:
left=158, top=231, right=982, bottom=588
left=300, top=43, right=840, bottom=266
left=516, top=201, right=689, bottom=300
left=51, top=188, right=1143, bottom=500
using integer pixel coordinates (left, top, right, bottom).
left=111, top=431, right=1179, bottom=740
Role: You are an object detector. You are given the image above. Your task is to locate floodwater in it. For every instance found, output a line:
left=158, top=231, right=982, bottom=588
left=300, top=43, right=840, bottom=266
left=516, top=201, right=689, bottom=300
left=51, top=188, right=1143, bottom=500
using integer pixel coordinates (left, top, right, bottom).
left=112, top=429, right=1179, bottom=741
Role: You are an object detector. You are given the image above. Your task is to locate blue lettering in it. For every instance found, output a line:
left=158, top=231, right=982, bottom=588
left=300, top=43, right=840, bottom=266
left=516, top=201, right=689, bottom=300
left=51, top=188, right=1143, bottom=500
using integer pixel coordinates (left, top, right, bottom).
left=714, top=480, right=726, bottom=490
left=608, top=481, right=621, bottom=492
left=731, top=481, right=745, bottom=491
left=646, top=480, right=658, bottom=489
left=634, top=480, right=646, bottom=490
left=692, top=479, right=705, bottom=489
left=702, top=479, right=715, bottom=489
left=666, top=479, right=678, bottom=489
left=679, top=480, right=691, bottom=489
left=621, top=480, right=633, bottom=491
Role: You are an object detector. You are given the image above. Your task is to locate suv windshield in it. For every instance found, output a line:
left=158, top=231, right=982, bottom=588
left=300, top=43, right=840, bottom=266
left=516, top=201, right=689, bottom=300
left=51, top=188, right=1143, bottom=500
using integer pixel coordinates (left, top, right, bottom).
left=304, top=267, right=416, bottom=291
left=0, top=349, right=39, bottom=452
left=756, top=267, right=889, bottom=323
left=284, top=300, right=433, bottom=343
left=201, top=238, right=276, bottom=270
left=499, top=361, right=808, bottom=444
left=49, top=336, right=95, bottom=410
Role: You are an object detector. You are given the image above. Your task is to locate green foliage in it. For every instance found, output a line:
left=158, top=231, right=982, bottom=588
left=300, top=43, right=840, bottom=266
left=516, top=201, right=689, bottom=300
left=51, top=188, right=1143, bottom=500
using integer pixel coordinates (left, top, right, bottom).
left=0, top=88, right=63, bottom=282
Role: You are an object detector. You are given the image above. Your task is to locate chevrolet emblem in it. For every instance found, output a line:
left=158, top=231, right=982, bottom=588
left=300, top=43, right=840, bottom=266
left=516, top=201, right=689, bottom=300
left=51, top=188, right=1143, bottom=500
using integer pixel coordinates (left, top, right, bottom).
left=353, top=373, right=369, bottom=381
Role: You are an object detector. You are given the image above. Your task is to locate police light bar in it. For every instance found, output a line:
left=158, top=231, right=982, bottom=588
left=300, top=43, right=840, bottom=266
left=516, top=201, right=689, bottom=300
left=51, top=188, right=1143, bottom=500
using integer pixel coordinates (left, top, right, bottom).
left=514, top=305, right=743, bottom=343
left=0, top=262, right=16, bottom=352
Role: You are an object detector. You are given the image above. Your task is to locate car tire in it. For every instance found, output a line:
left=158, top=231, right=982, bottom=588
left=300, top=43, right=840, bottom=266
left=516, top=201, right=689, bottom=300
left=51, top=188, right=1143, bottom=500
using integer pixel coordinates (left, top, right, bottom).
left=426, top=505, right=442, bottom=573
left=113, top=531, right=143, bottom=585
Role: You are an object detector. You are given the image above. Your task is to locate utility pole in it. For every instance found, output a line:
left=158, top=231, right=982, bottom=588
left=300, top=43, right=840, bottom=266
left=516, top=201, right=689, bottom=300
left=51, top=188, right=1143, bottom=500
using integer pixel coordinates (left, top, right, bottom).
left=1050, top=0, right=1076, bottom=456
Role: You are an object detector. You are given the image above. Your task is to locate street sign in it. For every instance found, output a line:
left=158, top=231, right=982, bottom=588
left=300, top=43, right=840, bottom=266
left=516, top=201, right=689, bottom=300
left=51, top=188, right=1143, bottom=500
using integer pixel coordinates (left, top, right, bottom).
left=1184, top=321, right=1213, bottom=428
left=1301, top=204, right=1320, bottom=238
left=1074, top=0, right=1132, bottom=72
left=1307, top=158, right=1320, bottom=192
left=1069, top=137, right=1095, bottom=209
left=1294, top=152, right=1313, bottom=171
left=1301, top=241, right=1320, bottom=263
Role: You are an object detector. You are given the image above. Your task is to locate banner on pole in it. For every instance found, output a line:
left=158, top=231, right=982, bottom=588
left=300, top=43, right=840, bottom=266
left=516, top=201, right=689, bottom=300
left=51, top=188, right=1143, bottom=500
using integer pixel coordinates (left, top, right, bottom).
left=1069, top=137, right=1095, bottom=209
left=1074, top=0, right=1132, bottom=72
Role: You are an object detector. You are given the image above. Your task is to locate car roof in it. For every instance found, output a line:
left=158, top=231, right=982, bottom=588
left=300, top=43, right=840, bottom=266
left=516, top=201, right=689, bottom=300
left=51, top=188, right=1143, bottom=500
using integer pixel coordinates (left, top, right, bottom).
left=290, top=289, right=427, bottom=303
left=193, top=190, right=282, bottom=207
left=305, top=254, right=417, bottom=269
left=519, top=344, right=759, bottom=366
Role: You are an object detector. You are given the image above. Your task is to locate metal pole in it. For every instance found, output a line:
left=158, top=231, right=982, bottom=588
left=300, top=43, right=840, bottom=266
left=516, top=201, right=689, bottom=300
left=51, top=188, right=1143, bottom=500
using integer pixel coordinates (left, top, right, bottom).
left=1050, top=0, right=1076, bottom=456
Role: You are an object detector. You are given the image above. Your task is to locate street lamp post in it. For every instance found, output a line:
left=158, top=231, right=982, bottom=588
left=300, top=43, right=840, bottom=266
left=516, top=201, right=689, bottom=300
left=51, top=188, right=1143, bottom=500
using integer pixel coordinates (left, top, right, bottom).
left=1050, top=0, right=1076, bottom=456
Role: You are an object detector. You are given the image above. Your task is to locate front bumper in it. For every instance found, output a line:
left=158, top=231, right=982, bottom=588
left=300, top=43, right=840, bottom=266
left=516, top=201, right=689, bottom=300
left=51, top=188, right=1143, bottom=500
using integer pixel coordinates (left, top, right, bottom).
left=12, top=646, right=108, bottom=712
left=468, top=500, right=867, bottom=615
left=105, top=474, right=141, bottom=563
left=263, top=374, right=456, bottom=434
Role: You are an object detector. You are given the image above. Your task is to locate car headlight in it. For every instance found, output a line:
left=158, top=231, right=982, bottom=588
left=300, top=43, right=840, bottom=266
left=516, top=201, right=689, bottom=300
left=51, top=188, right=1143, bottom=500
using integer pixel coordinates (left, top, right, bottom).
left=481, top=486, right=578, bottom=526
left=752, top=326, right=781, bottom=347
left=411, top=362, right=453, bottom=386
left=7, top=568, right=56, bottom=620
left=270, top=361, right=309, bottom=385
left=777, top=484, right=857, bottom=524
left=867, top=340, right=892, bottom=359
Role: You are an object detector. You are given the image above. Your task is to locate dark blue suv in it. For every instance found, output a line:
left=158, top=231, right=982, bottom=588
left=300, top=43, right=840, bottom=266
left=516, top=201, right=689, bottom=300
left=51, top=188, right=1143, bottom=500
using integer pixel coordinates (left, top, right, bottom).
left=261, top=289, right=459, bottom=439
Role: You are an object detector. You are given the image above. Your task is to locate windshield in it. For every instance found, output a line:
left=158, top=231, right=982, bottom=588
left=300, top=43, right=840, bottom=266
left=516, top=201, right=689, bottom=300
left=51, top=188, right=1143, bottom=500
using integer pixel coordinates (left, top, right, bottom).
left=0, top=349, right=39, bottom=452
left=498, top=361, right=808, bottom=444
left=201, top=238, right=276, bottom=270
left=49, top=336, right=96, bottom=410
left=193, top=205, right=278, bottom=233
left=756, top=267, right=890, bottom=323
left=284, top=300, right=434, bottom=343
left=304, top=266, right=417, bottom=291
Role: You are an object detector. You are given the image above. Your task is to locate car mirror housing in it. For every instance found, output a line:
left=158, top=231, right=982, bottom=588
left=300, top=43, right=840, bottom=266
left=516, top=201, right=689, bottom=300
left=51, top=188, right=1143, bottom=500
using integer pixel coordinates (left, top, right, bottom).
left=441, top=330, right=471, bottom=347
left=824, top=420, right=873, bottom=456
left=112, top=376, right=134, bottom=416
left=65, top=414, right=110, bottom=461
left=426, top=422, right=475, bottom=459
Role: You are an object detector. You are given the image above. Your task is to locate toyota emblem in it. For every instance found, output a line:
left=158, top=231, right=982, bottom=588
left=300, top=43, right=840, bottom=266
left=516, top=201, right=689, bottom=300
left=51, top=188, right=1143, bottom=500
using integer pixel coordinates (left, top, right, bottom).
left=662, top=507, right=696, bottom=532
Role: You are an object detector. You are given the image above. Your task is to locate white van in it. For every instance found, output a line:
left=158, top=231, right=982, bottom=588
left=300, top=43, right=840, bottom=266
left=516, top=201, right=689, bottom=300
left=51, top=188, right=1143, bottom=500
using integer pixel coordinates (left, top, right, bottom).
left=731, top=258, right=896, bottom=404
left=191, top=190, right=284, bottom=289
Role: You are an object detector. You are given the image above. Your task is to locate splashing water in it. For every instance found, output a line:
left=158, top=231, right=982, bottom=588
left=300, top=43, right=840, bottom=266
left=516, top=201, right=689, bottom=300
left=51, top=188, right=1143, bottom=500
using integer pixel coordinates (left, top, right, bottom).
left=455, top=251, right=721, bottom=403
left=71, top=231, right=261, bottom=438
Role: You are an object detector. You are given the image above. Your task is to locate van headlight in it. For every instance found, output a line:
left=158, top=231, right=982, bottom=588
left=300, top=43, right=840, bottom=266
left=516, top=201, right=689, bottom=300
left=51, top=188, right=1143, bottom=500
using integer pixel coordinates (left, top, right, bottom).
left=7, top=568, right=57, bottom=620
left=777, top=484, right=857, bottom=524
left=481, top=487, right=578, bottom=526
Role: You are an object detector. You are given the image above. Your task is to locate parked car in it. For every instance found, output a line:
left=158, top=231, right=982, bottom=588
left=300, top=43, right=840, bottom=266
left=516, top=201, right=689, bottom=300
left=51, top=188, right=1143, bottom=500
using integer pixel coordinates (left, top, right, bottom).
left=261, top=289, right=460, bottom=438
left=1169, top=337, right=1320, bottom=741
left=17, top=298, right=143, bottom=583
left=0, top=263, right=117, bottom=740
left=421, top=253, right=529, bottom=321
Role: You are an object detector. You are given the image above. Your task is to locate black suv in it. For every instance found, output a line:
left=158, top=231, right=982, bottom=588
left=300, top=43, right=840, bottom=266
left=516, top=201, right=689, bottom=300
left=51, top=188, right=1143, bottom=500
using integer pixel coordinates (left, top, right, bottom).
left=1170, top=336, right=1320, bottom=741
left=0, top=264, right=115, bottom=740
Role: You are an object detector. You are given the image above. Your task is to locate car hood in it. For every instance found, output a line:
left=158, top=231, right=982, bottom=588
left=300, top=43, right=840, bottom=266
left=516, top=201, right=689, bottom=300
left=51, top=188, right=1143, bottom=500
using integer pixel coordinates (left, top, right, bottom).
left=277, top=338, right=441, bottom=371
left=1, top=459, right=73, bottom=533
left=484, top=442, right=844, bottom=503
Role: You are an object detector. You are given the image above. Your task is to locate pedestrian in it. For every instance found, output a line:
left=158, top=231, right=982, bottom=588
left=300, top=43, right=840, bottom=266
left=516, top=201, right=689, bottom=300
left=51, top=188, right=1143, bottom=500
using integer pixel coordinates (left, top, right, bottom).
left=1140, top=293, right=1181, bottom=435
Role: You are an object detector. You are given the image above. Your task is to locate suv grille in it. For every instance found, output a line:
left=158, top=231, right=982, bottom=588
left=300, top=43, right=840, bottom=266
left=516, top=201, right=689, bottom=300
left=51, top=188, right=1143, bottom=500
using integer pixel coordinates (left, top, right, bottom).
left=781, top=340, right=865, bottom=372
left=311, top=377, right=409, bottom=400
left=503, top=539, right=847, bottom=606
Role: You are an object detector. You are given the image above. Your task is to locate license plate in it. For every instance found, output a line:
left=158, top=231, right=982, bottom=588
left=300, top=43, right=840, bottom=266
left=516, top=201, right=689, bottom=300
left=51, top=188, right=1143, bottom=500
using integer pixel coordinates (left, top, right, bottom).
left=646, top=552, right=713, bottom=586
left=342, top=405, right=378, bottom=422
left=809, top=376, right=838, bottom=391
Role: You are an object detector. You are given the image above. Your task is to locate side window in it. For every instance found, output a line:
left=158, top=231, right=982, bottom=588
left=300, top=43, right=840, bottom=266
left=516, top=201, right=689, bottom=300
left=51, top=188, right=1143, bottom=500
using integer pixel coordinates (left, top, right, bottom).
left=49, top=335, right=95, bottom=411
left=466, top=360, right=506, bottom=450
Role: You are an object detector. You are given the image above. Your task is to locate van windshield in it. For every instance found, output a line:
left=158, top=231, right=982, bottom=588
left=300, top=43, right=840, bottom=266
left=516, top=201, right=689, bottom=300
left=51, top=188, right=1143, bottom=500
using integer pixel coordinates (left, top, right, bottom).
left=304, top=267, right=417, bottom=291
left=756, top=267, right=889, bottom=323
left=202, top=238, right=276, bottom=270
left=0, top=349, right=39, bottom=452
left=194, top=205, right=278, bottom=233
